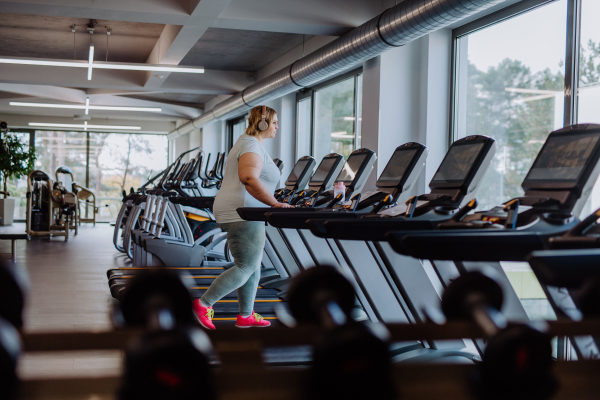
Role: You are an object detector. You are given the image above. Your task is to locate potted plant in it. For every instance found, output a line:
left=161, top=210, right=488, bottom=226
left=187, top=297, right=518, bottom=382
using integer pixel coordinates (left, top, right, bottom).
left=0, top=134, right=37, bottom=225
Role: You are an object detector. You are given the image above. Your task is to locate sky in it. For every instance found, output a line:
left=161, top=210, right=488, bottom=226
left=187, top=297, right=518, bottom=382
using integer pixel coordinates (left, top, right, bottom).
left=468, top=0, right=600, bottom=75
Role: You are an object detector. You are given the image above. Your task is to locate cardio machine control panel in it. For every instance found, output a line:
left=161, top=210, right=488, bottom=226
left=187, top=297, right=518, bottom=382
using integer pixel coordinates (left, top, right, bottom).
left=440, top=125, right=600, bottom=230
left=371, top=135, right=497, bottom=219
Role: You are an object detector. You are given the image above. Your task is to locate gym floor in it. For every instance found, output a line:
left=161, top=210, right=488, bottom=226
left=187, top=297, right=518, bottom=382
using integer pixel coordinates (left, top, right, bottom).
left=14, top=224, right=124, bottom=379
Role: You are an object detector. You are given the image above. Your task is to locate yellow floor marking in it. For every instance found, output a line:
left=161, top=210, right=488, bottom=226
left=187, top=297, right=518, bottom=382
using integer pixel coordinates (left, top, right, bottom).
left=191, top=287, right=264, bottom=290
left=122, top=275, right=220, bottom=279
left=217, top=299, right=282, bottom=303
left=213, top=317, right=278, bottom=321
left=118, top=267, right=224, bottom=270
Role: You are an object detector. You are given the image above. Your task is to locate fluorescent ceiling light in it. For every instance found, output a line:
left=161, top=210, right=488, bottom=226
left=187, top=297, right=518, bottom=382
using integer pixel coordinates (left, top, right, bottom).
left=88, top=45, right=94, bottom=80
left=92, top=63, right=204, bottom=73
left=29, top=122, right=141, bottom=131
left=10, top=102, right=162, bottom=113
left=0, top=56, right=204, bottom=76
left=85, top=98, right=89, bottom=115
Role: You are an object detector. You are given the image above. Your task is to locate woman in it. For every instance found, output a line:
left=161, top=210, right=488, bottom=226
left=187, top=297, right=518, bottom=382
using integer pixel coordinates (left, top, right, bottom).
left=193, top=105, right=292, bottom=330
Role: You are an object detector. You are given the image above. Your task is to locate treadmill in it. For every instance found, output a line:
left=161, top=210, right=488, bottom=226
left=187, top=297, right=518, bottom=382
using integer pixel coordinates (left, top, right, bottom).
left=300, top=136, right=525, bottom=332
left=527, top=244, right=600, bottom=360
left=393, top=124, right=600, bottom=358
left=236, top=152, right=346, bottom=285
left=107, top=156, right=317, bottom=299
left=264, top=143, right=430, bottom=322
left=240, top=149, right=376, bottom=288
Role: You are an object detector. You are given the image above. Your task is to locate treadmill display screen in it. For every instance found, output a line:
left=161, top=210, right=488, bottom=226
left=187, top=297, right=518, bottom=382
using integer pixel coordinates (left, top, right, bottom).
left=525, top=133, right=600, bottom=182
left=286, top=160, right=310, bottom=183
left=311, top=158, right=338, bottom=183
left=378, top=148, right=418, bottom=183
left=431, top=142, right=484, bottom=183
left=336, top=154, right=368, bottom=183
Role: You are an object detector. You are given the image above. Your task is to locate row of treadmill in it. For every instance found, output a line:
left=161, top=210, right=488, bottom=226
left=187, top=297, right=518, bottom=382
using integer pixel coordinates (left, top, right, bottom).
left=110, top=123, right=600, bottom=365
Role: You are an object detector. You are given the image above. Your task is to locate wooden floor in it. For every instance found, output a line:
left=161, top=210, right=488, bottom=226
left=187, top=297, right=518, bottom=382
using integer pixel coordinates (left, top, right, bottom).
left=13, top=223, right=127, bottom=379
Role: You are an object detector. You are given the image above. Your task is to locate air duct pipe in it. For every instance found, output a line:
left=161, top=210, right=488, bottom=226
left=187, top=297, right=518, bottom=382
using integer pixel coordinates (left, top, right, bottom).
left=168, top=0, right=504, bottom=139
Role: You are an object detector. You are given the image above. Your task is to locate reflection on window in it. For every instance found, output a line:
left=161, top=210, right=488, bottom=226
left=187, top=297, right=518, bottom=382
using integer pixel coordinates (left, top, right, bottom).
left=454, top=0, right=568, bottom=327
left=88, top=133, right=167, bottom=222
left=578, top=0, right=600, bottom=213
left=296, top=97, right=312, bottom=159
left=314, top=77, right=356, bottom=161
left=455, top=0, right=567, bottom=212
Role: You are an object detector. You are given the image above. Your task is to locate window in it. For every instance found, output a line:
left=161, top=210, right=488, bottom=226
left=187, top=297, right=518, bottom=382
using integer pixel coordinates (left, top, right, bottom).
left=453, top=0, right=568, bottom=212
left=578, top=0, right=600, bottom=213
left=88, top=133, right=168, bottom=222
left=296, top=96, right=312, bottom=159
left=295, top=69, right=363, bottom=161
left=227, top=115, right=247, bottom=150
left=452, top=0, right=571, bottom=328
left=34, top=131, right=167, bottom=222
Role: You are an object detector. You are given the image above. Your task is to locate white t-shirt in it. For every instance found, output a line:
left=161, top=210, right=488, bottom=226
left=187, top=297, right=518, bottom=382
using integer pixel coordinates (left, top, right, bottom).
left=213, top=134, right=281, bottom=224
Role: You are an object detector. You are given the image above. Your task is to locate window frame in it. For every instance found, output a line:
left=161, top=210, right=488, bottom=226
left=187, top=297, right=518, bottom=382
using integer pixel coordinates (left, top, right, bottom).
left=295, top=67, right=363, bottom=160
left=449, top=0, right=580, bottom=142
left=226, top=114, right=248, bottom=151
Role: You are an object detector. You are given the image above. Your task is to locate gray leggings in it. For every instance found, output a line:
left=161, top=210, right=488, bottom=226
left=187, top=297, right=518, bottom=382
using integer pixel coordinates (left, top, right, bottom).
left=200, top=221, right=265, bottom=315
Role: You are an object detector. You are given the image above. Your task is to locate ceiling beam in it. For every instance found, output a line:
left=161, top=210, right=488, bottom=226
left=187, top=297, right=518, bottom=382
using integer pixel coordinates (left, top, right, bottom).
left=144, top=0, right=234, bottom=87
left=212, top=0, right=385, bottom=35
left=0, top=0, right=191, bottom=25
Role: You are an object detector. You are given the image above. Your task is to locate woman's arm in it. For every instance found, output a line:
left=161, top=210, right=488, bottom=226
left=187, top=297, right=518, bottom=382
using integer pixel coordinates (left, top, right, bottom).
left=238, top=153, right=293, bottom=208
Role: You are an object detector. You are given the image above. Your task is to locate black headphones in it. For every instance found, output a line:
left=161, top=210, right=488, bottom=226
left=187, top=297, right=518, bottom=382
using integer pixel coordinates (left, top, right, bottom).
left=258, top=105, right=269, bottom=131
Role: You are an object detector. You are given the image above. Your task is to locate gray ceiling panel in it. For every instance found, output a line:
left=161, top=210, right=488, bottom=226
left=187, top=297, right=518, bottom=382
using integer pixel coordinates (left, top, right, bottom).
left=180, top=27, right=313, bottom=72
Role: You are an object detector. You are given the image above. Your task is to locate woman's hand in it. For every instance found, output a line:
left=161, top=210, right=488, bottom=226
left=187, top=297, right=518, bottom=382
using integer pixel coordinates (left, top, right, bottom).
left=272, top=202, right=294, bottom=208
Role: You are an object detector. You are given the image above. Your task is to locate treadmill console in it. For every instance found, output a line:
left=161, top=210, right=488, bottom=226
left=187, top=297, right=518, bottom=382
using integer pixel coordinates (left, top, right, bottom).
left=333, top=148, right=377, bottom=195
left=307, top=153, right=345, bottom=191
left=428, top=135, right=497, bottom=206
left=375, top=142, right=428, bottom=202
left=284, top=156, right=316, bottom=190
left=442, top=124, right=600, bottom=229
left=521, top=124, right=600, bottom=215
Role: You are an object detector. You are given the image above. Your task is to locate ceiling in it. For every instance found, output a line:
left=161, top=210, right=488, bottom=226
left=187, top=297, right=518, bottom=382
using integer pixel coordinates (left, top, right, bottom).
left=0, top=0, right=391, bottom=132
left=180, top=28, right=312, bottom=72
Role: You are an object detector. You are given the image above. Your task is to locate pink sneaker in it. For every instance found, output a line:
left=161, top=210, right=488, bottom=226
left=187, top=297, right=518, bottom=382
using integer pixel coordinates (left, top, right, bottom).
left=235, top=311, right=271, bottom=328
left=193, top=299, right=215, bottom=330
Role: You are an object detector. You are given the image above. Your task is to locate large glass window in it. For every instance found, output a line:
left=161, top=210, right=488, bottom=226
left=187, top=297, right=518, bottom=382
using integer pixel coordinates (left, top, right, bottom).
left=88, top=133, right=168, bottom=222
left=578, top=0, right=600, bottom=212
left=295, top=69, right=363, bottom=162
left=453, top=0, right=569, bottom=323
left=314, top=77, right=356, bottom=161
left=454, top=0, right=568, bottom=212
left=34, top=131, right=167, bottom=222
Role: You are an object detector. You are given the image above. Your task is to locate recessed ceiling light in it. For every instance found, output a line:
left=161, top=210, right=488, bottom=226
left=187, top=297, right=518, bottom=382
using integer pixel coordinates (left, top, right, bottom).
left=10, top=102, right=162, bottom=113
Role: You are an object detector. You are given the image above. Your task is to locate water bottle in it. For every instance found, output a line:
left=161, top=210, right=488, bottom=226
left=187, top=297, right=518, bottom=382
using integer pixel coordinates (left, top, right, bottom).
left=333, top=181, right=346, bottom=203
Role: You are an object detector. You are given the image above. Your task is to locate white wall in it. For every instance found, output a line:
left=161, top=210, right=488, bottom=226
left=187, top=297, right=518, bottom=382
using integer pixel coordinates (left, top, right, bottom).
left=360, top=29, right=453, bottom=193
